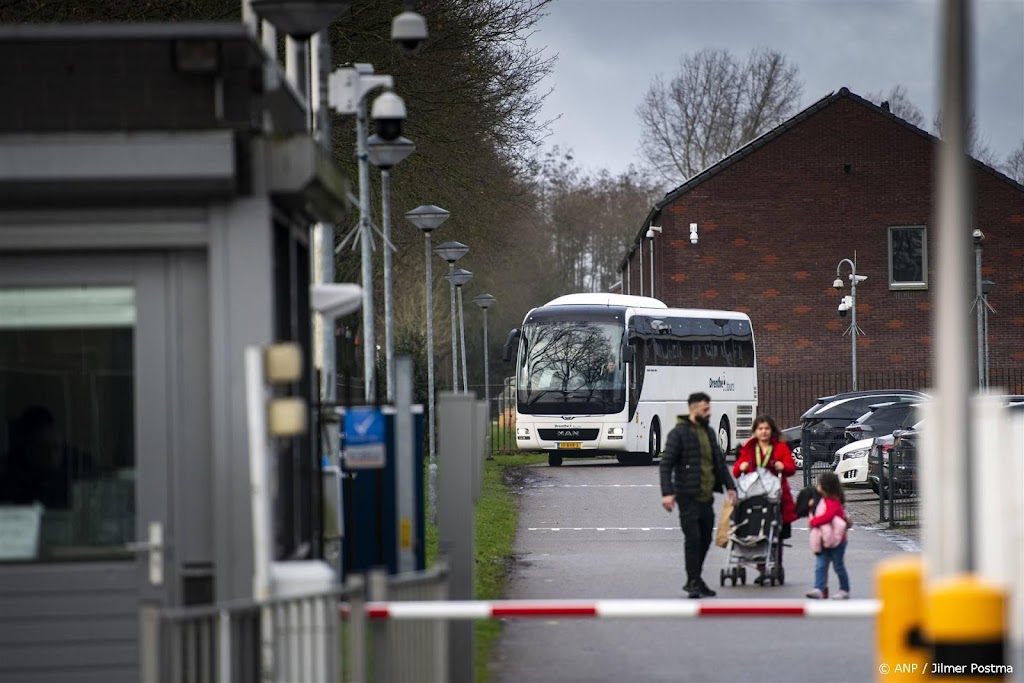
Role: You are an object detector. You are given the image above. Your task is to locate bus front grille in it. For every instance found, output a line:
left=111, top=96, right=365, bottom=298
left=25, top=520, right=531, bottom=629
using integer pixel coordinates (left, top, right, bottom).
left=537, top=429, right=600, bottom=441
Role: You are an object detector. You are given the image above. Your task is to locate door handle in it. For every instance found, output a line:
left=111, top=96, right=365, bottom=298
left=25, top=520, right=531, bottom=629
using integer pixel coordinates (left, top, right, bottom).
left=125, top=521, right=163, bottom=586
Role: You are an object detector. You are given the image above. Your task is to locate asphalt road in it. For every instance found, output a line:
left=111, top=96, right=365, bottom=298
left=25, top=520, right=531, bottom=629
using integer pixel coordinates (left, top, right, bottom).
left=490, top=456, right=918, bottom=683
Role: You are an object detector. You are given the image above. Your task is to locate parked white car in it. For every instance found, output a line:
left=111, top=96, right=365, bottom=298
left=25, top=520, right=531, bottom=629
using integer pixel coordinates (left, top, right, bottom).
left=833, top=437, right=874, bottom=486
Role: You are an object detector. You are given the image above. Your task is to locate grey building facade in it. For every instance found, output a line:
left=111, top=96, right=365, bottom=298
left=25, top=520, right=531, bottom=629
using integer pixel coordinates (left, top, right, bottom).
left=0, top=24, right=346, bottom=681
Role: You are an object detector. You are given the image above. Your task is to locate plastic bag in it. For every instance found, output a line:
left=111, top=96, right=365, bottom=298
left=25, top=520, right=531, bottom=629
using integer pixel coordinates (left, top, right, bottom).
left=714, top=496, right=734, bottom=548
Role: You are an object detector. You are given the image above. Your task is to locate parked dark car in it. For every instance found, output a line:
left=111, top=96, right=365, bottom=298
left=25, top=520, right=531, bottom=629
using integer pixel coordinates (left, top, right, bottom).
left=868, top=425, right=919, bottom=498
left=781, top=425, right=802, bottom=466
left=800, top=390, right=928, bottom=465
left=843, top=401, right=921, bottom=446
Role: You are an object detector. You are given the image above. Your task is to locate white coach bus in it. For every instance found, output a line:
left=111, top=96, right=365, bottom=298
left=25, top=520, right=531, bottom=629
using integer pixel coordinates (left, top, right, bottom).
left=503, top=293, right=757, bottom=467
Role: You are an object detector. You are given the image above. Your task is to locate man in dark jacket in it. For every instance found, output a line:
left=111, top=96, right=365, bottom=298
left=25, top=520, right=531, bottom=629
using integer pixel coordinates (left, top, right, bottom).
left=659, top=392, right=737, bottom=598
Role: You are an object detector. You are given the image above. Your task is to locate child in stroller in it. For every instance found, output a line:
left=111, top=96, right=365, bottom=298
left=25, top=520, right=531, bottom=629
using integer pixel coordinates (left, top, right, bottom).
left=720, top=467, right=785, bottom=586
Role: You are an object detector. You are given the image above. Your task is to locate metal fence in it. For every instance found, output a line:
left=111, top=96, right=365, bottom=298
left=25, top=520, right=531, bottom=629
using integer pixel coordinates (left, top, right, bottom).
left=760, top=367, right=1024, bottom=429
left=876, top=437, right=919, bottom=527
left=157, top=562, right=450, bottom=683
left=159, top=588, right=347, bottom=683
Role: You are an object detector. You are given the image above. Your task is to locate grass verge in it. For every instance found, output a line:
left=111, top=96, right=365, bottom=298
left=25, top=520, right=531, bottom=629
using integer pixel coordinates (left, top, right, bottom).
left=425, top=453, right=546, bottom=683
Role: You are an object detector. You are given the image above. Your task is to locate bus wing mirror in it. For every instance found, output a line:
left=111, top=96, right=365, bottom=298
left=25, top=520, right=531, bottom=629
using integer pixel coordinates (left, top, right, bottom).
left=622, top=346, right=634, bottom=363
left=503, top=328, right=521, bottom=362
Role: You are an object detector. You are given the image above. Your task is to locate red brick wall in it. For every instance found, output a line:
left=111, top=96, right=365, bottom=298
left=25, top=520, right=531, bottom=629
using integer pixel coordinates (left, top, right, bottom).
left=626, top=97, right=1024, bottom=409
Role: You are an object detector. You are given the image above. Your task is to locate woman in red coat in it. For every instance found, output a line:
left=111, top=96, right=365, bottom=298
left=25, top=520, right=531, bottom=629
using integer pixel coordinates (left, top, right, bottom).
left=732, top=414, right=798, bottom=583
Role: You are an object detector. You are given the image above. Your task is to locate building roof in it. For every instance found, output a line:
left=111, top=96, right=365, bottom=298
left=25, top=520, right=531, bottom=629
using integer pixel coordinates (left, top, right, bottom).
left=622, top=86, right=1024, bottom=269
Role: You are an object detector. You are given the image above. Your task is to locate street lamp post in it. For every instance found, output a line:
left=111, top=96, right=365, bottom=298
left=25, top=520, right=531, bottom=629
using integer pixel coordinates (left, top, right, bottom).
left=472, top=293, right=497, bottom=416
left=981, top=279, right=995, bottom=389
left=646, top=225, right=662, bottom=298
left=434, top=241, right=469, bottom=391
left=972, top=229, right=985, bottom=390
left=368, top=134, right=416, bottom=403
left=405, top=204, right=451, bottom=524
left=833, top=258, right=866, bottom=391
left=446, top=268, right=474, bottom=394
left=328, top=64, right=398, bottom=403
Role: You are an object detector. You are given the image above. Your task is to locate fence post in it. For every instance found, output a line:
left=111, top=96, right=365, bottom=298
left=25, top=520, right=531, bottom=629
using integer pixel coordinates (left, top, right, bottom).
left=345, top=574, right=366, bottom=683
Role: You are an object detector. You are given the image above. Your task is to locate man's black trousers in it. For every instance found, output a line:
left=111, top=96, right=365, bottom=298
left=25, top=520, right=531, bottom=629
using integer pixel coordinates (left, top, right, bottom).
left=676, top=498, right=715, bottom=585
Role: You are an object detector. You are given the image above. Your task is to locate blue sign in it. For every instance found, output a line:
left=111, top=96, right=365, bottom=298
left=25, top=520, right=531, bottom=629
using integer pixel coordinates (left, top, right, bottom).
left=343, top=407, right=386, bottom=469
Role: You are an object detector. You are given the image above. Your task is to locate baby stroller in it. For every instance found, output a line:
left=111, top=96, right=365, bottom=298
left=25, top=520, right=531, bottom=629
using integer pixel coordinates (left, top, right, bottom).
left=720, top=467, right=785, bottom=587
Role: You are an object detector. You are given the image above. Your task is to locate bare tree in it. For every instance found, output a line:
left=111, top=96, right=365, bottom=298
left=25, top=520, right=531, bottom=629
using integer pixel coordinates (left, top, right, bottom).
left=932, top=110, right=1000, bottom=167
left=1002, top=140, right=1024, bottom=184
left=636, top=48, right=802, bottom=185
left=866, top=85, right=926, bottom=128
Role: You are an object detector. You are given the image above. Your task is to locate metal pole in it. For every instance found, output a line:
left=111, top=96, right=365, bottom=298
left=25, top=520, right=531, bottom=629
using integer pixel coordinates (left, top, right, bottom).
left=649, top=237, right=655, bottom=298
left=382, top=168, right=395, bottom=404
left=458, top=286, right=468, bottom=394
left=357, top=99, right=376, bottom=403
left=448, top=262, right=458, bottom=391
left=974, top=240, right=984, bottom=390
left=425, top=232, right=438, bottom=521
left=850, top=269, right=858, bottom=392
left=482, top=308, right=490, bottom=422
left=928, top=0, right=974, bottom=578
left=982, top=294, right=990, bottom=389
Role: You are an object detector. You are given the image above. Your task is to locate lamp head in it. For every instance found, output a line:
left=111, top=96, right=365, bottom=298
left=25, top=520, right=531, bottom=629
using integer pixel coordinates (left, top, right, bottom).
left=446, top=268, right=473, bottom=288
left=473, top=293, right=497, bottom=310
left=972, top=228, right=984, bottom=245
left=832, top=276, right=844, bottom=290
left=405, top=204, right=450, bottom=233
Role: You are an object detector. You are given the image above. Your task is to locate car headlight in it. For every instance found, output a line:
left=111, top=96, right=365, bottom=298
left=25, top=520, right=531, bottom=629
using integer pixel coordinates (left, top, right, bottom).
left=842, top=448, right=869, bottom=461
left=516, top=427, right=530, bottom=437
left=607, top=427, right=623, bottom=436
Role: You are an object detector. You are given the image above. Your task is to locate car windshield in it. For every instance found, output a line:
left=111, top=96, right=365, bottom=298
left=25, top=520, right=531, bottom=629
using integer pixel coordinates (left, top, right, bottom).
left=516, top=319, right=625, bottom=415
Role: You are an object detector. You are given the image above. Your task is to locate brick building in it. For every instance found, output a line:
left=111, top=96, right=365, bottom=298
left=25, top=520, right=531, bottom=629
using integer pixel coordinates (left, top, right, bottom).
left=619, top=87, right=1024, bottom=425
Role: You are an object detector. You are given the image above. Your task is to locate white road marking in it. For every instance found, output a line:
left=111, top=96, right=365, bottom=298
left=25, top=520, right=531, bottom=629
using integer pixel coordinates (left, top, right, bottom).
left=527, top=527, right=677, bottom=531
left=534, top=484, right=657, bottom=488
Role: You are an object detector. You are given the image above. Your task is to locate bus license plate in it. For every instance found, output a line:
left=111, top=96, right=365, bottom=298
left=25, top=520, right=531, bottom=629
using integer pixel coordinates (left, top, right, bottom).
left=558, top=442, right=581, bottom=449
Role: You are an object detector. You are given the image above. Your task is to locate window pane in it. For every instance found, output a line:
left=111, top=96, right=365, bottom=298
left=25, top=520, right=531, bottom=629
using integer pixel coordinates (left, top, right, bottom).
left=0, top=288, right=134, bottom=563
left=891, top=228, right=924, bottom=283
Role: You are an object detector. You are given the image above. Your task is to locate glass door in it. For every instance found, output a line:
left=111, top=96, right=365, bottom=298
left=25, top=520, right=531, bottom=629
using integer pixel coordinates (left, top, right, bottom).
left=0, top=254, right=174, bottom=683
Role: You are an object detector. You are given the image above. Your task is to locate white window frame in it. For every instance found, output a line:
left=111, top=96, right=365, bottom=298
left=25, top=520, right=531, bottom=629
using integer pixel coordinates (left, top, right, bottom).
left=888, top=225, right=928, bottom=290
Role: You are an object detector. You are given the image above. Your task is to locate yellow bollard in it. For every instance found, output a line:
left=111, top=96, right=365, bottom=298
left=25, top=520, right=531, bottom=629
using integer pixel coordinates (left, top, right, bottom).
left=876, top=555, right=929, bottom=682
left=925, top=574, right=1008, bottom=682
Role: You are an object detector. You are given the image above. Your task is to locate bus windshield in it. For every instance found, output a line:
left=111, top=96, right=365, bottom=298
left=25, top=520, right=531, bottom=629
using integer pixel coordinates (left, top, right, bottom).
left=517, top=320, right=626, bottom=415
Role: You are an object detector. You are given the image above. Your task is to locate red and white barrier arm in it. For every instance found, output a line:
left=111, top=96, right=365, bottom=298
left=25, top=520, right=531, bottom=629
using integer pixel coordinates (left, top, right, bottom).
left=343, top=599, right=881, bottom=621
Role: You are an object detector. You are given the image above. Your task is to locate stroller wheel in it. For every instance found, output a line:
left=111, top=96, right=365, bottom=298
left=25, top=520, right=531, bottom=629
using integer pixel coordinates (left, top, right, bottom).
left=730, top=575, right=737, bottom=587
left=778, top=566, right=785, bottom=585
left=739, top=567, right=747, bottom=585
left=719, top=569, right=726, bottom=587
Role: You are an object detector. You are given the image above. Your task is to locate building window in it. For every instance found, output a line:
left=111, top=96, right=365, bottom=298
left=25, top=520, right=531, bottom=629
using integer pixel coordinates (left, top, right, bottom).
left=889, top=226, right=927, bottom=290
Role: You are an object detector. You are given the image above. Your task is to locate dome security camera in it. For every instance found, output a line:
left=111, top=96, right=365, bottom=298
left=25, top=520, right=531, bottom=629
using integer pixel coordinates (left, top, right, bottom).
left=391, top=11, right=428, bottom=56
left=837, top=295, right=852, bottom=318
left=972, top=228, right=984, bottom=244
left=832, top=276, right=844, bottom=290
left=371, top=90, right=407, bottom=142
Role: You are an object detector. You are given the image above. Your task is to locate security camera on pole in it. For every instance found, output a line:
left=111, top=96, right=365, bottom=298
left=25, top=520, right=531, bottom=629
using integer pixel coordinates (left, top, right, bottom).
left=833, top=258, right=866, bottom=391
left=329, top=66, right=406, bottom=403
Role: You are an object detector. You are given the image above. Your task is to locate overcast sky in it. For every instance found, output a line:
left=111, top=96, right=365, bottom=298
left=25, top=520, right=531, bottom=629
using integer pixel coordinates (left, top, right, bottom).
left=527, top=0, right=1024, bottom=178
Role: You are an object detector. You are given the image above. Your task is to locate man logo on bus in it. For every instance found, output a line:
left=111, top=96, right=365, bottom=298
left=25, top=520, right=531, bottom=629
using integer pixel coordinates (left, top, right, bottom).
left=557, top=430, right=581, bottom=438
left=709, top=377, right=736, bottom=391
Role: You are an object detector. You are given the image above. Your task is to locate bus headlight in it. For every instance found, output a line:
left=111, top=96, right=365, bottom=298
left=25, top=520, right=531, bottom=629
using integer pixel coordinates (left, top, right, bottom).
left=607, top=427, right=623, bottom=436
left=516, top=427, right=530, bottom=437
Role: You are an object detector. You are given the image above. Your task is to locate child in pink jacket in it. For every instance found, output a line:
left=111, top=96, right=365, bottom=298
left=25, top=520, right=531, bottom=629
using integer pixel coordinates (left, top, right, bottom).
left=805, top=473, right=851, bottom=600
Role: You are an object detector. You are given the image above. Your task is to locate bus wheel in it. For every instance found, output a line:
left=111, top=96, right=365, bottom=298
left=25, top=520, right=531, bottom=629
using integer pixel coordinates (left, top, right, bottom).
left=548, top=453, right=563, bottom=467
left=718, top=416, right=731, bottom=455
left=636, top=422, right=659, bottom=466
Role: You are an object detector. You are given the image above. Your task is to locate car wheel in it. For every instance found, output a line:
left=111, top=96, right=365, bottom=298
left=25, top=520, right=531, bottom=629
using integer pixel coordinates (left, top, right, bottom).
left=718, top=416, right=731, bottom=455
left=548, top=453, right=562, bottom=467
